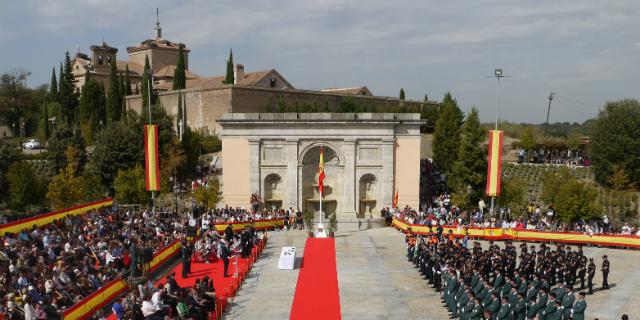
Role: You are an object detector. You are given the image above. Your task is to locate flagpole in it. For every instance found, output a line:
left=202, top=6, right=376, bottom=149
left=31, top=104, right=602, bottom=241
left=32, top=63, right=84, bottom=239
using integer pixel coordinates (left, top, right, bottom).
left=147, top=69, right=155, bottom=214
left=319, top=189, right=322, bottom=226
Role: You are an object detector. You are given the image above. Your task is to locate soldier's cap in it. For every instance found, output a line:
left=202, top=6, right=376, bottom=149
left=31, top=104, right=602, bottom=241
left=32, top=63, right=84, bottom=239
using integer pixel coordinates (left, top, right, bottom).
left=579, top=291, right=586, bottom=296
left=603, top=255, right=608, bottom=258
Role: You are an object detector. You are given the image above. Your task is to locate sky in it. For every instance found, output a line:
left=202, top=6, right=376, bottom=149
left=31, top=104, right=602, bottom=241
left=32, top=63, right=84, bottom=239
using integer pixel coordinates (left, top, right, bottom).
left=1, top=0, right=638, bottom=123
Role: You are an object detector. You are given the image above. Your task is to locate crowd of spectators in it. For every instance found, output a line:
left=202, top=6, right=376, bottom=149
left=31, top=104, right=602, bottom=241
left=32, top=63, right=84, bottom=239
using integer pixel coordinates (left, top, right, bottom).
left=517, top=148, right=590, bottom=167
left=389, top=194, right=639, bottom=237
left=0, top=206, right=192, bottom=319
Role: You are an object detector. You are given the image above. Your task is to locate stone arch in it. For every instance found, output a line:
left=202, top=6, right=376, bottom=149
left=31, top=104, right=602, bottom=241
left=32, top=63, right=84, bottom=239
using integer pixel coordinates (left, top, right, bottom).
left=264, top=173, right=283, bottom=210
left=358, top=173, right=377, bottom=218
left=299, top=144, right=341, bottom=216
left=298, top=142, right=343, bottom=166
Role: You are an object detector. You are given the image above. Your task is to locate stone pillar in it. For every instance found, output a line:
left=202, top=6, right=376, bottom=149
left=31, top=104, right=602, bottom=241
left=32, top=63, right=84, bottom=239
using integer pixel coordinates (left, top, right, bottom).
left=285, top=139, right=299, bottom=210
left=248, top=139, right=261, bottom=200
left=341, top=139, right=357, bottom=218
left=381, top=138, right=395, bottom=208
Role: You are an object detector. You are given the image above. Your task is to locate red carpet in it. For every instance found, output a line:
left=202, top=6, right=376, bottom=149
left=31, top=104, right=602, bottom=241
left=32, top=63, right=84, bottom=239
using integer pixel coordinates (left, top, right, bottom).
left=290, top=238, right=341, bottom=320
left=108, top=239, right=266, bottom=319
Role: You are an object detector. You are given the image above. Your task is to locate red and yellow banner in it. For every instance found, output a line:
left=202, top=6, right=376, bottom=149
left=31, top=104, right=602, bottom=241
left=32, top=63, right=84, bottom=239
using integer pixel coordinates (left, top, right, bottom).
left=486, top=130, right=503, bottom=197
left=62, top=277, right=128, bottom=320
left=0, top=198, right=113, bottom=236
left=213, top=218, right=285, bottom=233
left=318, top=146, right=325, bottom=195
left=392, top=218, right=640, bottom=248
left=144, top=124, right=161, bottom=191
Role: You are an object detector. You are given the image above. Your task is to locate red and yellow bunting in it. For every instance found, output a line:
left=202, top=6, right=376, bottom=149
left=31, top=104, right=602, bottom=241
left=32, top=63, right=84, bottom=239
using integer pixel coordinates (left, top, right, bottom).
left=485, top=130, right=503, bottom=197
left=144, top=125, right=161, bottom=191
left=0, top=198, right=113, bottom=236
left=392, top=218, right=640, bottom=248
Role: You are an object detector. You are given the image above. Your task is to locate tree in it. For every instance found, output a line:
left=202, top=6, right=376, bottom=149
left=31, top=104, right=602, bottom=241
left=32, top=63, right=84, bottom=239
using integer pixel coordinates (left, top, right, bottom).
left=176, top=93, right=183, bottom=134
left=124, top=65, right=132, bottom=95
left=58, top=52, right=79, bottom=124
left=47, top=124, right=86, bottom=173
left=399, top=88, right=405, bottom=100
left=553, top=180, right=600, bottom=222
left=91, top=121, right=144, bottom=189
left=114, top=165, right=149, bottom=204
left=591, top=99, right=640, bottom=186
left=520, top=126, right=536, bottom=162
left=451, top=108, right=487, bottom=203
left=432, top=92, right=464, bottom=175
left=0, top=70, right=36, bottom=136
left=498, top=178, right=528, bottom=218
left=78, top=78, right=107, bottom=139
left=172, top=44, right=187, bottom=90
left=180, top=127, right=201, bottom=179
left=82, top=162, right=107, bottom=201
left=107, top=62, right=122, bottom=123
left=193, top=177, right=222, bottom=209
left=224, top=49, right=234, bottom=84
left=6, top=162, right=46, bottom=211
left=0, top=139, right=21, bottom=202
left=141, top=55, right=153, bottom=120
left=608, top=165, right=632, bottom=191
left=39, top=99, right=50, bottom=141
left=49, top=68, right=58, bottom=100
left=541, top=167, right=572, bottom=205
left=47, top=147, right=86, bottom=209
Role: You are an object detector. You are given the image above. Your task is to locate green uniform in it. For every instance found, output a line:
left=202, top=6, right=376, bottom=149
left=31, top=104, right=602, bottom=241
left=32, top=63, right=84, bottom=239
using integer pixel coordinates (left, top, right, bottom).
left=561, top=292, right=575, bottom=319
left=512, top=298, right=525, bottom=320
left=525, top=300, right=538, bottom=319
left=496, top=303, right=511, bottom=320
left=571, top=299, right=587, bottom=320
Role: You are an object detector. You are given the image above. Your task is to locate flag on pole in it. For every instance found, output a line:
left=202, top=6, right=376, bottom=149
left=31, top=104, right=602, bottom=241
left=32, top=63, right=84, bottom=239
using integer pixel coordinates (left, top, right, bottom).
left=393, top=189, right=399, bottom=209
left=144, top=124, right=161, bottom=191
left=485, top=130, right=503, bottom=197
left=318, top=146, right=325, bottom=195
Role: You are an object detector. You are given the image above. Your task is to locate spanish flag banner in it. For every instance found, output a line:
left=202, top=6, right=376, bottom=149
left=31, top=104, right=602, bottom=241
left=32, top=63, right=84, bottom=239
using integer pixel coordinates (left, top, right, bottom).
left=318, top=146, right=325, bottom=195
left=393, top=189, right=399, bottom=208
left=144, top=124, right=161, bottom=191
left=485, top=130, right=503, bottom=197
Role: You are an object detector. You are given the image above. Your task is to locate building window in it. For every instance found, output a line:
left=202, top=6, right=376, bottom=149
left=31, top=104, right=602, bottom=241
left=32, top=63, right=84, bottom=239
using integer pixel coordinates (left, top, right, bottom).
left=107, top=56, right=112, bottom=65
left=270, top=77, right=276, bottom=88
left=98, top=55, right=103, bottom=65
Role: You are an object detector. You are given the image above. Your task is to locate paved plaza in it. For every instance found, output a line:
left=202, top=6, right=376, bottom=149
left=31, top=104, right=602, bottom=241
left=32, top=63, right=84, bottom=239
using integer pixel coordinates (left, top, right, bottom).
left=225, top=226, right=640, bottom=320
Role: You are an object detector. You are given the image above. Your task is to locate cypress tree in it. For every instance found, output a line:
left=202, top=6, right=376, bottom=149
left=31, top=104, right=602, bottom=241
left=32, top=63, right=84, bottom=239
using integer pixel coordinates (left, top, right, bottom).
left=58, top=63, right=64, bottom=96
left=124, top=65, right=132, bottom=95
left=224, top=49, right=234, bottom=84
left=176, top=92, right=183, bottom=134
left=107, top=62, right=122, bottom=123
left=182, top=92, right=187, bottom=126
left=399, top=88, right=405, bottom=100
left=141, top=55, right=152, bottom=121
left=50, top=68, right=58, bottom=100
left=451, top=107, right=487, bottom=201
left=432, top=92, right=464, bottom=176
left=96, top=82, right=107, bottom=128
left=172, top=44, right=187, bottom=90
left=58, top=52, right=79, bottom=124
left=40, top=99, right=50, bottom=141
left=134, top=83, right=139, bottom=95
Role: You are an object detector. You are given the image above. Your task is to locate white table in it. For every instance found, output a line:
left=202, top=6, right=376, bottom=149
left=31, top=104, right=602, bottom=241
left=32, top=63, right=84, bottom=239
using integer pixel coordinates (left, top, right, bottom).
left=278, top=246, right=296, bottom=270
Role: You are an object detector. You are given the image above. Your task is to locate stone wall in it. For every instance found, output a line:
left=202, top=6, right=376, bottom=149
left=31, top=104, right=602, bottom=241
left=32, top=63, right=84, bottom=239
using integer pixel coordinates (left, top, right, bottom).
left=125, top=85, right=437, bottom=134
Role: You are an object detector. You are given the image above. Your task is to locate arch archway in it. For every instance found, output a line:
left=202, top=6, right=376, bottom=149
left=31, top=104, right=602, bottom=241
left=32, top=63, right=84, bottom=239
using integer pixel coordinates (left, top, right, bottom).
left=300, top=145, right=340, bottom=216
left=358, top=174, right=377, bottom=218
left=264, top=173, right=283, bottom=210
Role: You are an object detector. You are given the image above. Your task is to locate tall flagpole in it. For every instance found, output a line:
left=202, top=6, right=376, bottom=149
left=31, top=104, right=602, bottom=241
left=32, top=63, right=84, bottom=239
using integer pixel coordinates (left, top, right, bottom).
left=147, top=68, right=155, bottom=213
left=319, top=189, right=322, bottom=226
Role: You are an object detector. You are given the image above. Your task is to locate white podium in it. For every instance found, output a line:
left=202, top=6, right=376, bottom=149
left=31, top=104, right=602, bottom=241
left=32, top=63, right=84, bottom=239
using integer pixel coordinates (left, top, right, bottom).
left=278, top=247, right=296, bottom=270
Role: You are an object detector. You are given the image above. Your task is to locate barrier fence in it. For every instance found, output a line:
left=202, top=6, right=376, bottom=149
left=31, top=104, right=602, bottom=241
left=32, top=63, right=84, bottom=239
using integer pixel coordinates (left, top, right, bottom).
left=0, top=198, right=113, bottom=236
left=213, top=218, right=284, bottom=233
left=392, top=218, right=640, bottom=248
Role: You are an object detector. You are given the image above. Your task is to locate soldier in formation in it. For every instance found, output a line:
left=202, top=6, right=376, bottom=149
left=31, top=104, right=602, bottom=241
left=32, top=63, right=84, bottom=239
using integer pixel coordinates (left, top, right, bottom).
left=405, top=232, right=606, bottom=319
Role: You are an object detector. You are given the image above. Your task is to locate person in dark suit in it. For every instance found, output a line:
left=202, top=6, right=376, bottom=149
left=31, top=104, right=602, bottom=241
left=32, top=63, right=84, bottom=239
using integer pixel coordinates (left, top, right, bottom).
left=601, top=255, right=610, bottom=289
left=220, top=239, right=231, bottom=277
left=224, top=225, right=234, bottom=243
left=587, top=258, right=596, bottom=294
left=181, top=240, right=192, bottom=278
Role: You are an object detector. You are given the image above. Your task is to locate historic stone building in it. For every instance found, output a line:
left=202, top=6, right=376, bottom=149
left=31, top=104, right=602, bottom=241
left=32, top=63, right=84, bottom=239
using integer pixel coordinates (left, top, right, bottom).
left=218, top=113, right=423, bottom=218
left=71, top=13, right=196, bottom=93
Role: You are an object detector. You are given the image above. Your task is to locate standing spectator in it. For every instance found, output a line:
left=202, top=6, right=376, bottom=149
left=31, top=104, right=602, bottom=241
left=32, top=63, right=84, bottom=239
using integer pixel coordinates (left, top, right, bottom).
left=601, top=255, right=610, bottom=289
left=220, top=239, right=231, bottom=277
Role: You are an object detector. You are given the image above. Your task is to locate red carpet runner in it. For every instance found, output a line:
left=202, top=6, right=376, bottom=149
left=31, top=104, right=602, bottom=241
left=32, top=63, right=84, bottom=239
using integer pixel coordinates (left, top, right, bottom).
left=290, top=238, right=341, bottom=320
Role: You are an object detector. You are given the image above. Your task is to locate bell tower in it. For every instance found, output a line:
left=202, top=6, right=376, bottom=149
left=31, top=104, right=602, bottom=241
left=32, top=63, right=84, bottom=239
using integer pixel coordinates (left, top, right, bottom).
left=90, top=41, right=118, bottom=72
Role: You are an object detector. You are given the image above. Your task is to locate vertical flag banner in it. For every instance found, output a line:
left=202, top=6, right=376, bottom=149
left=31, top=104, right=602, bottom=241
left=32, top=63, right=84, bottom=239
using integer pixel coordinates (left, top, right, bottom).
left=393, top=189, right=399, bottom=208
left=318, top=146, right=325, bottom=195
left=485, top=130, right=503, bottom=197
left=144, top=124, right=161, bottom=191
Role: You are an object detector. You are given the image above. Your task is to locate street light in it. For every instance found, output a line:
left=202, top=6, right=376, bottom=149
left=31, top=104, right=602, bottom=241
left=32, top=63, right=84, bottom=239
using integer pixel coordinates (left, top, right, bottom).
left=488, top=68, right=511, bottom=217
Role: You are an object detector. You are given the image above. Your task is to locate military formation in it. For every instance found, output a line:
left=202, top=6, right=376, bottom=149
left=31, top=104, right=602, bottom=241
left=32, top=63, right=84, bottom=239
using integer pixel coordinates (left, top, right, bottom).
left=405, top=231, right=612, bottom=319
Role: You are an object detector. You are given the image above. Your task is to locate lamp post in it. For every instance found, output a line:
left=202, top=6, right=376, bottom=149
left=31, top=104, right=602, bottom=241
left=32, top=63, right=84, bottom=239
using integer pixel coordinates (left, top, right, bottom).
left=489, top=68, right=510, bottom=218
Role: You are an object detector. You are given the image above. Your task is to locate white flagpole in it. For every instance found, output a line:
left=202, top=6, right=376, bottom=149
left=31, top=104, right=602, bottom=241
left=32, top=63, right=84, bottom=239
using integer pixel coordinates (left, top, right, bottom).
left=319, top=188, right=323, bottom=225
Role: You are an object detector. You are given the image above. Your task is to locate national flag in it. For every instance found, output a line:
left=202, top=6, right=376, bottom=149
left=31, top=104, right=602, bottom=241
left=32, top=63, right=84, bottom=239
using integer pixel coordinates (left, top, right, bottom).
left=393, top=189, right=399, bottom=208
left=485, top=130, right=503, bottom=197
left=144, top=124, right=161, bottom=191
left=318, top=146, right=325, bottom=195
